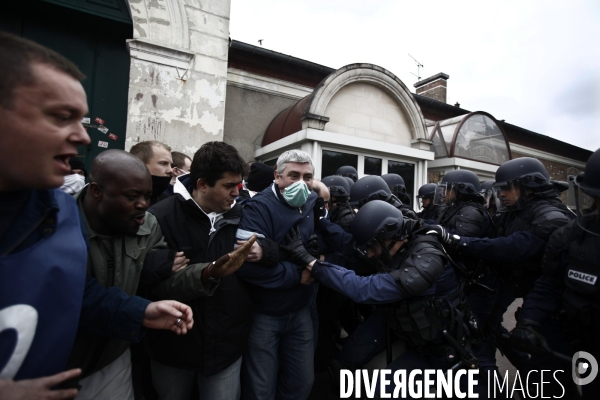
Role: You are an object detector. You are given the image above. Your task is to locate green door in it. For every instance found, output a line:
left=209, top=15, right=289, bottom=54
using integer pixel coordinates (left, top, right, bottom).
left=1, top=0, right=132, bottom=173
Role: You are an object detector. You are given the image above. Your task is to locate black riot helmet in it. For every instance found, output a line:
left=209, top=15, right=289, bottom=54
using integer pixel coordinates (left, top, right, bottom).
left=349, top=175, right=392, bottom=208
left=382, top=173, right=411, bottom=204
left=336, top=166, right=358, bottom=182
left=440, top=170, right=481, bottom=205
left=494, top=157, right=551, bottom=211
left=416, top=183, right=443, bottom=209
left=351, top=200, right=404, bottom=262
left=322, top=175, right=351, bottom=202
left=574, top=148, right=600, bottom=236
left=417, top=183, right=437, bottom=199
left=344, top=176, right=355, bottom=188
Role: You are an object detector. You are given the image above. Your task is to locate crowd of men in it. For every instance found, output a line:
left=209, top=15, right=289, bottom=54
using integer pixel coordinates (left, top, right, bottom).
left=1, top=32, right=599, bottom=400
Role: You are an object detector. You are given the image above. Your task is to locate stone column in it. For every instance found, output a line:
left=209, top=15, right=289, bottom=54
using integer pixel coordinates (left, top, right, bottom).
left=125, top=0, right=231, bottom=156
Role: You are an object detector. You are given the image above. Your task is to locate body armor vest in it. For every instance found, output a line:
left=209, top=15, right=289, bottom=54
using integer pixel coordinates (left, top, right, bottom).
left=561, top=220, right=600, bottom=349
left=439, top=201, right=489, bottom=272
left=387, top=195, right=419, bottom=221
left=418, top=204, right=446, bottom=222
left=329, top=203, right=354, bottom=232
left=494, top=198, right=572, bottom=297
left=385, top=236, right=468, bottom=350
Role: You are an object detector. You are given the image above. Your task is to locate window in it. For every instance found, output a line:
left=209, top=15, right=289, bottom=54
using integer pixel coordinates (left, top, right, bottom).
left=364, top=156, right=382, bottom=175
left=428, top=112, right=511, bottom=165
left=321, top=150, right=358, bottom=178
left=388, top=160, right=415, bottom=201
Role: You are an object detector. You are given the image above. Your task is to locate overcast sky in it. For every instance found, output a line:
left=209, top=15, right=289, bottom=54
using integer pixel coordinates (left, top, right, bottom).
left=229, top=0, right=600, bottom=153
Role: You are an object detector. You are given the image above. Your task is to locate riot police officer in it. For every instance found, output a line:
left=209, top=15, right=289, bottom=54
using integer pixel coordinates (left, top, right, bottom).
left=382, top=173, right=412, bottom=207
left=336, top=165, right=358, bottom=182
left=427, top=157, right=573, bottom=370
left=321, top=175, right=354, bottom=232
left=431, top=170, right=496, bottom=374
left=281, top=200, right=478, bottom=396
left=437, top=170, right=490, bottom=238
left=349, top=175, right=420, bottom=221
left=416, top=182, right=446, bottom=221
left=480, top=180, right=498, bottom=216
left=510, top=148, right=600, bottom=399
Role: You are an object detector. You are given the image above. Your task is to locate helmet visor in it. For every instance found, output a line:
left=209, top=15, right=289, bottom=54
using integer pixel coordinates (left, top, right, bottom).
left=434, top=183, right=447, bottom=206
left=480, top=188, right=495, bottom=210
left=493, top=180, right=528, bottom=212
left=574, top=181, right=600, bottom=236
left=439, top=182, right=459, bottom=205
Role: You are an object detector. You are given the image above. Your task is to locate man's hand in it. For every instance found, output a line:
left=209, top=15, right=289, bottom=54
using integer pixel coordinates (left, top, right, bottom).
left=509, top=320, right=549, bottom=355
left=236, top=239, right=263, bottom=262
left=0, top=368, right=81, bottom=400
left=300, top=268, right=315, bottom=285
left=202, top=235, right=257, bottom=283
left=314, top=197, right=327, bottom=229
left=280, top=225, right=316, bottom=267
left=142, top=300, right=194, bottom=335
left=172, top=251, right=189, bottom=274
left=424, top=225, right=460, bottom=248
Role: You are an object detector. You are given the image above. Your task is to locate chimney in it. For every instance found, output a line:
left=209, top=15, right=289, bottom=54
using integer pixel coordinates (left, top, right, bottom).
left=414, top=72, right=449, bottom=103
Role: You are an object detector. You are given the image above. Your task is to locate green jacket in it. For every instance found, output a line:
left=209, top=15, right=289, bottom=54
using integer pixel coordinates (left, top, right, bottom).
left=67, top=188, right=196, bottom=377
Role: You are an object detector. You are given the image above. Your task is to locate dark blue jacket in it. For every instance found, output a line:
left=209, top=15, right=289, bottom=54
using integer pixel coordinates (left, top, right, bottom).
left=0, top=189, right=148, bottom=379
left=311, top=252, right=458, bottom=304
left=236, top=183, right=318, bottom=315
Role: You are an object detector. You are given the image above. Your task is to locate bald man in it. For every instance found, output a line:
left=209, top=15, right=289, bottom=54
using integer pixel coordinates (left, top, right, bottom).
left=312, top=179, right=330, bottom=209
left=70, top=150, right=254, bottom=399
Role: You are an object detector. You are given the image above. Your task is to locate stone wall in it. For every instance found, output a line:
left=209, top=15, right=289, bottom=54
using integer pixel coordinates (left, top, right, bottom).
left=324, top=82, right=414, bottom=147
left=427, top=171, right=441, bottom=183
left=223, top=85, right=297, bottom=162
left=124, top=0, right=231, bottom=157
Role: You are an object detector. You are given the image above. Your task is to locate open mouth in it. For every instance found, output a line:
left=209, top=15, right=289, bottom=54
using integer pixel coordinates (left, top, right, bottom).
left=54, top=155, right=74, bottom=173
left=133, top=215, right=145, bottom=225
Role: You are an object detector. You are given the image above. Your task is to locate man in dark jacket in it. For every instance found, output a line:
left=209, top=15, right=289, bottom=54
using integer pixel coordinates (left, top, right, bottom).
left=284, top=200, right=477, bottom=397
left=415, top=183, right=445, bottom=221
left=236, top=149, right=318, bottom=400
left=146, top=142, right=263, bottom=400
left=427, top=158, right=573, bottom=370
left=510, top=148, right=600, bottom=399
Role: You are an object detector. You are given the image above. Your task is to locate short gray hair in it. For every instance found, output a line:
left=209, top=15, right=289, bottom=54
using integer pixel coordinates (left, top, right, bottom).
left=276, top=150, right=314, bottom=175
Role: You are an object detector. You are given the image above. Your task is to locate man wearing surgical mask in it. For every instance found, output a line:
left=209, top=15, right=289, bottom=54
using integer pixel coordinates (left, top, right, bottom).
left=60, top=157, right=87, bottom=195
left=236, top=150, right=318, bottom=400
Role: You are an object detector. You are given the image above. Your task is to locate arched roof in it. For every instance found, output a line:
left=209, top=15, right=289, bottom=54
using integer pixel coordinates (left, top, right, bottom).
left=263, top=96, right=309, bottom=146
left=263, top=64, right=428, bottom=146
left=429, top=111, right=512, bottom=165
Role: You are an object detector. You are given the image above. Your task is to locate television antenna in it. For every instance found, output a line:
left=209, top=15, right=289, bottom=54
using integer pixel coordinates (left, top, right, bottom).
left=409, top=54, right=424, bottom=81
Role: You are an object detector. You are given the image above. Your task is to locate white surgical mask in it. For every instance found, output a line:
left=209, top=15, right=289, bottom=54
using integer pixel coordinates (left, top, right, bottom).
left=61, top=174, right=86, bottom=195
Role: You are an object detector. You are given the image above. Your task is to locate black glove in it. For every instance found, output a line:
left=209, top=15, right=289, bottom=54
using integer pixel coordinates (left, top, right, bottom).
left=509, top=320, right=549, bottom=355
left=280, top=225, right=317, bottom=267
left=305, top=233, right=320, bottom=257
left=314, top=197, right=327, bottom=229
left=423, top=225, right=460, bottom=248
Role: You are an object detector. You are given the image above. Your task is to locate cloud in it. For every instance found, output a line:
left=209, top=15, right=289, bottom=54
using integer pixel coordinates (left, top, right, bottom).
left=230, top=0, right=600, bottom=151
